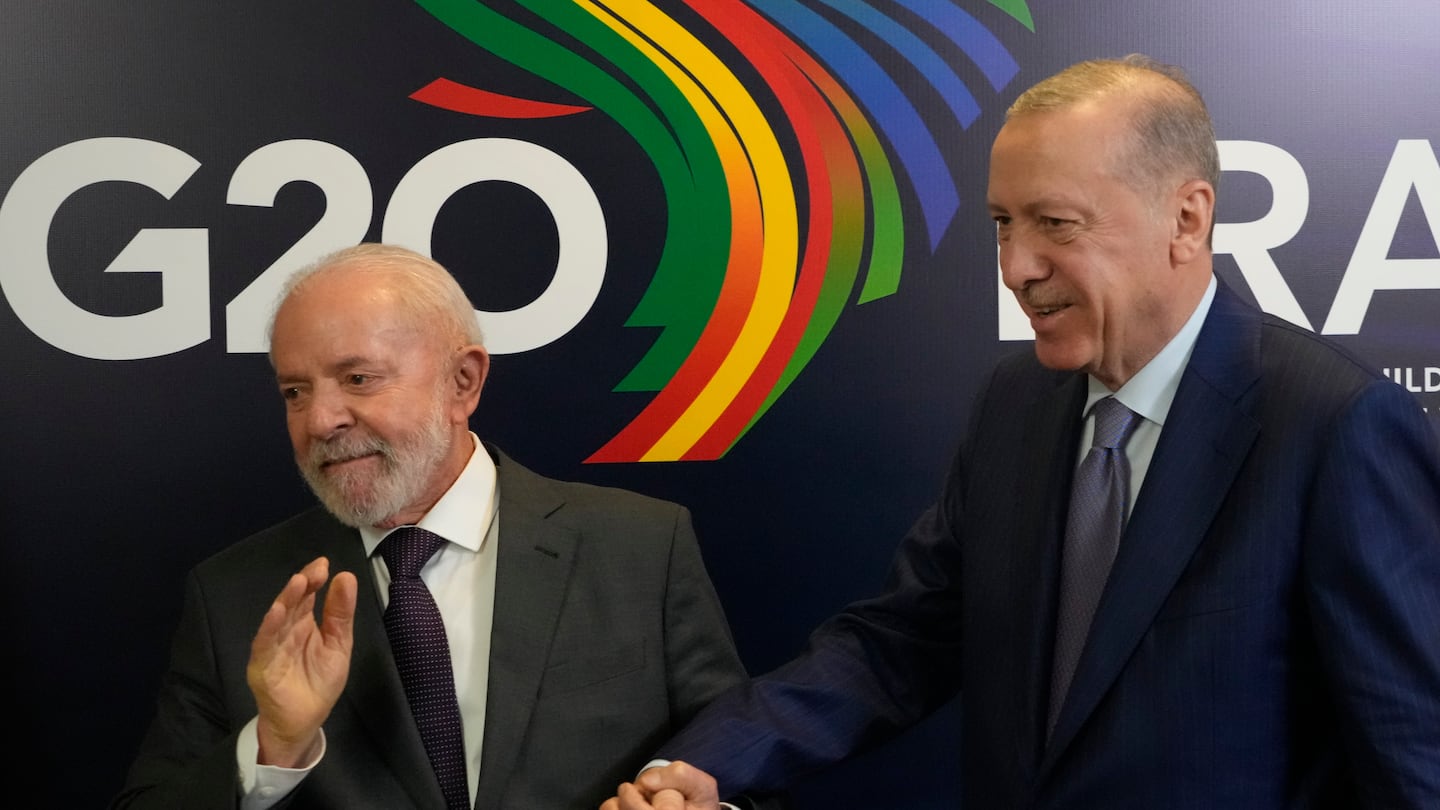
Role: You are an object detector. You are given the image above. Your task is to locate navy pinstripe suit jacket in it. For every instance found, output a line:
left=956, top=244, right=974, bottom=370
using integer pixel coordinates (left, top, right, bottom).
left=663, top=281, right=1440, bottom=808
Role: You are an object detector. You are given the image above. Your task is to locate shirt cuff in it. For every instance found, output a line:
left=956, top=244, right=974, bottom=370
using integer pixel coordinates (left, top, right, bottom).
left=237, top=716, right=325, bottom=810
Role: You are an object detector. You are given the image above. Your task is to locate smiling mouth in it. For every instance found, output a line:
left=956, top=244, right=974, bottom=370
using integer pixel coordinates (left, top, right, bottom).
left=1031, top=303, right=1069, bottom=318
left=320, top=451, right=382, bottom=471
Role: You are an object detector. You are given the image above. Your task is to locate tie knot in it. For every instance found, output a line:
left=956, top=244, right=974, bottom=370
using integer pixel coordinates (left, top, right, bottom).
left=1089, top=397, right=1139, bottom=451
left=377, top=526, right=447, bottom=580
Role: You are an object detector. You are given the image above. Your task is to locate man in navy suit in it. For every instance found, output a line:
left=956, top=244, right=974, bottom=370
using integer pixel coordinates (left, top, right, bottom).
left=605, top=55, right=1440, bottom=808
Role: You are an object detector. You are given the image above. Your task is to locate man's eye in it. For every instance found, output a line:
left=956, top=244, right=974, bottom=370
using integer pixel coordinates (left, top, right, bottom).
left=1042, top=217, right=1068, bottom=228
left=347, top=374, right=369, bottom=385
left=280, top=387, right=301, bottom=401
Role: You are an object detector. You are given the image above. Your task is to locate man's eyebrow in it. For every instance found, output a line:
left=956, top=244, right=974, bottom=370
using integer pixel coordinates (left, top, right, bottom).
left=274, top=356, right=375, bottom=383
left=990, top=197, right=1080, bottom=216
left=329, top=356, right=372, bottom=372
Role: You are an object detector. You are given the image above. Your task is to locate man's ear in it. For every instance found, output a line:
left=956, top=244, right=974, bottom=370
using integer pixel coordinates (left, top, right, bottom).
left=1171, top=178, right=1215, bottom=265
left=450, top=344, right=490, bottom=419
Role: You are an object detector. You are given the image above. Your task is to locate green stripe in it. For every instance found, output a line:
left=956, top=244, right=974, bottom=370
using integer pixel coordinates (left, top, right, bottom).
left=416, top=0, right=730, bottom=392
left=988, top=0, right=1034, bottom=32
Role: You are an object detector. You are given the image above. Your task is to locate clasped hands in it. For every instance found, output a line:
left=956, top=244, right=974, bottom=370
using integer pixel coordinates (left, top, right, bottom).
left=602, top=761, right=722, bottom=810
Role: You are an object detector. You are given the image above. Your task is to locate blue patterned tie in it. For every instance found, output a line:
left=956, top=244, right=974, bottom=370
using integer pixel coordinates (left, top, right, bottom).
left=1048, top=396, right=1140, bottom=739
left=377, top=527, right=470, bottom=810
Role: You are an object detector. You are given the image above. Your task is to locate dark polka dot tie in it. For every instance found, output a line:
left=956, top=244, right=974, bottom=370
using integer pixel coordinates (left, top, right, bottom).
left=1048, top=396, right=1140, bottom=740
left=377, top=527, right=470, bottom=810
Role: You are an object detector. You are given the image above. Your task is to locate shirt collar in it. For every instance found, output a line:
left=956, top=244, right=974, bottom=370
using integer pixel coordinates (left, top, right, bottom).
left=1085, top=274, right=1217, bottom=425
left=359, top=432, right=498, bottom=555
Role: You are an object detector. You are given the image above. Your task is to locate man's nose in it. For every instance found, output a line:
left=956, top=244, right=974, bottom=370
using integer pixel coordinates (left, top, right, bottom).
left=999, top=234, right=1049, bottom=292
left=304, top=387, right=354, bottom=439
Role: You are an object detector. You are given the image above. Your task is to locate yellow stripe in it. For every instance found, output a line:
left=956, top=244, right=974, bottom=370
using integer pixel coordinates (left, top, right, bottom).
left=587, top=0, right=800, bottom=459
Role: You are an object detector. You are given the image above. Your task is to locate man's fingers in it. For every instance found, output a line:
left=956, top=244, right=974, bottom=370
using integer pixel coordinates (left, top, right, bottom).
left=252, top=558, right=340, bottom=660
left=270, top=570, right=312, bottom=618
left=300, top=556, right=330, bottom=589
left=321, top=570, right=358, bottom=649
left=606, top=782, right=637, bottom=810
left=292, top=557, right=330, bottom=617
left=606, top=764, right=717, bottom=810
left=636, top=760, right=715, bottom=796
left=269, top=557, right=332, bottom=619
left=252, top=569, right=306, bottom=651
left=249, top=598, right=288, bottom=662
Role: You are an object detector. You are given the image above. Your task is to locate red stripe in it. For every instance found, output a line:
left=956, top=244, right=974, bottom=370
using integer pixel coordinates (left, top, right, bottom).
left=410, top=77, right=591, bottom=119
left=683, top=1, right=850, bottom=460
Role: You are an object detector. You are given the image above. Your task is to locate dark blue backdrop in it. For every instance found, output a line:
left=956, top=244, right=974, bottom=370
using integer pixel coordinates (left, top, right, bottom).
left=2, top=1, right=1436, bottom=806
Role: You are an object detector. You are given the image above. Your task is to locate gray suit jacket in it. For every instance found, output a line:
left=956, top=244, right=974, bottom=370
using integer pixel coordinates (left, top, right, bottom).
left=114, top=446, right=749, bottom=809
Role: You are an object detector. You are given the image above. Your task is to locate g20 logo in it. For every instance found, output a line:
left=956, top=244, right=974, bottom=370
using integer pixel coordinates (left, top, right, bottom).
left=0, top=136, right=606, bottom=360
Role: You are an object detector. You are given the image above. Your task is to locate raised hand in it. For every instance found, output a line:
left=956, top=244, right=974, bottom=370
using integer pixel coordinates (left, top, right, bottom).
left=246, top=556, right=357, bottom=766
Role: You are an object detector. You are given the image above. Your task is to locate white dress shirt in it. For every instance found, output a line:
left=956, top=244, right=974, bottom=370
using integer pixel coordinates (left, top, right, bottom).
left=1077, top=276, right=1216, bottom=513
left=241, top=433, right=500, bottom=808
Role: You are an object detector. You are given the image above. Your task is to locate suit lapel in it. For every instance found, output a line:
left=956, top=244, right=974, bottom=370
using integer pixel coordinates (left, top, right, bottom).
left=1042, top=283, right=1262, bottom=765
left=1008, top=373, right=1089, bottom=775
left=324, top=516, right=448, bottom=809
left=473, top=449, right=579, bottom=809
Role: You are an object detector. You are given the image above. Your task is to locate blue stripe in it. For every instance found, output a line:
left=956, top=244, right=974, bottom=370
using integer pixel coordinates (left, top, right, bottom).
left=891, top=0, right=1019, bottom=90
left=752, top=0, right=958, bottom=249
left=823, top=0, right=982, bottom=128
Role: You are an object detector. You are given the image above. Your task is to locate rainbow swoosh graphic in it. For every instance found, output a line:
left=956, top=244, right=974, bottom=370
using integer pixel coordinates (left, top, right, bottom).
left=412, top=0, right=1033, bottom=461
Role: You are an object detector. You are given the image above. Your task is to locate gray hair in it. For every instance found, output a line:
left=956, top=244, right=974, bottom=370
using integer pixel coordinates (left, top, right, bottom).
left=269, top=243, right=484, bottom=353
left=1008, top=55, right=1220, bottom=200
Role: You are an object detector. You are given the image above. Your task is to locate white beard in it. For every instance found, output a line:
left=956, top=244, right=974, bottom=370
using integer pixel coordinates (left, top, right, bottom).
left=299, top=400, right=452, bottom=528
